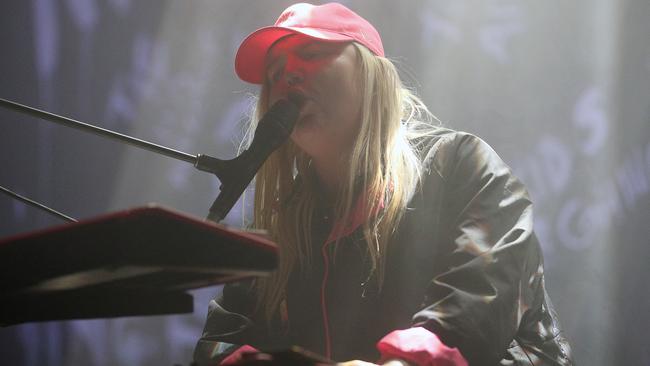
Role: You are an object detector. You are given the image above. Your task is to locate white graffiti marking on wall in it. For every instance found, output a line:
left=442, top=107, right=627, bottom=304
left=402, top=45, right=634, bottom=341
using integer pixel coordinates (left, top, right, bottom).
left=511, top=86, right=650, bottom=254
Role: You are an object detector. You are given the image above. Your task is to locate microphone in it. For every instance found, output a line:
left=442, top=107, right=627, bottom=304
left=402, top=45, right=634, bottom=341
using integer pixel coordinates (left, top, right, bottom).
left=200, top=99, right=299, bottom=222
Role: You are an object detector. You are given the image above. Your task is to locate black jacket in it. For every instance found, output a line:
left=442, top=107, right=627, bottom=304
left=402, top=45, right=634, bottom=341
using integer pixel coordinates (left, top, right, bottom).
left=194, top=130, right=573, bottom=365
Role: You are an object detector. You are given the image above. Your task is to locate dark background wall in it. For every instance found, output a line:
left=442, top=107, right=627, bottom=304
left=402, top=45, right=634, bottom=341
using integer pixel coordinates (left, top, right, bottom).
left=1, top=1, right=648, bottom=365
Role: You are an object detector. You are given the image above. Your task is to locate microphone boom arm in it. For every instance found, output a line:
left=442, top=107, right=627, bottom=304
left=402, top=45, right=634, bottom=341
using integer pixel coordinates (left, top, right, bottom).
left=0, top=97, right=297, bottom=224
left=0, top=97, right=196, bottom=164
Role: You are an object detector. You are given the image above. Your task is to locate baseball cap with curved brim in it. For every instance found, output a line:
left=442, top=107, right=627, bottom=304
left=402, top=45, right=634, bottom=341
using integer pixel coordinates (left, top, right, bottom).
left=235, top=2, right=384, bottom=84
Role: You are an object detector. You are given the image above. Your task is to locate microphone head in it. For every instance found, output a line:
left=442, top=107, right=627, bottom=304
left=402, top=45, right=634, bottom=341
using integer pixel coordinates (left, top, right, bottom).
left=265, top=99, right=299, bottom=137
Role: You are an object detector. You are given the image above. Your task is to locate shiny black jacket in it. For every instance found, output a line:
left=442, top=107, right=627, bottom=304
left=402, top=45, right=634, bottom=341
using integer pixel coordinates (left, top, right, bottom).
left=194, top=130, right=574, bottom=365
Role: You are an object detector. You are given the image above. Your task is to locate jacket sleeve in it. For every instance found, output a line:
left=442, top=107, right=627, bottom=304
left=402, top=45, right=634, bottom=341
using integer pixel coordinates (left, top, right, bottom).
left=413, top=132, right=546, bottom=364
left=193, top=281, right=264, bottom=365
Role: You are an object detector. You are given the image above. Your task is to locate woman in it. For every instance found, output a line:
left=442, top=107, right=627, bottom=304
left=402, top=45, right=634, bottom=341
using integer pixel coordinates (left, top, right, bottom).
left=195, top=3, right=573, bottom=366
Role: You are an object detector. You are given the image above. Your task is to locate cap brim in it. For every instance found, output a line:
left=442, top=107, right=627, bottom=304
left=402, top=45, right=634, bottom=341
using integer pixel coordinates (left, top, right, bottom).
left=235, top=26, right=354, bottom=84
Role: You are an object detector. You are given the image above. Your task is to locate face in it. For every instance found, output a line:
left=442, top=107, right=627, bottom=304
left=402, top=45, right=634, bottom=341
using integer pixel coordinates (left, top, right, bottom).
left=265, top=35, right=362, bottom=163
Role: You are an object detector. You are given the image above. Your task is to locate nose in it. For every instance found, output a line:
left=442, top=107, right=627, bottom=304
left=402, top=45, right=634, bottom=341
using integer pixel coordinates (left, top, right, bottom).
left=285, top=70, right=303, bottom=86
left=267, top=54, right=305, bottom=104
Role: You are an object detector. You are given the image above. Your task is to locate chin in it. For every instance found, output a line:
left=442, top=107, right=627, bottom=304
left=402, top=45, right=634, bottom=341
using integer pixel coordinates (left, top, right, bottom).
left=292, top=140, right=321, bottom=158
left=291, top=125, right=319, bottom=147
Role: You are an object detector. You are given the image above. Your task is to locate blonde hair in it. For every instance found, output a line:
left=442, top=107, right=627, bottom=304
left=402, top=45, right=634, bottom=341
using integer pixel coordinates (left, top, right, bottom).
left=241, top=43, right=440, bottom=323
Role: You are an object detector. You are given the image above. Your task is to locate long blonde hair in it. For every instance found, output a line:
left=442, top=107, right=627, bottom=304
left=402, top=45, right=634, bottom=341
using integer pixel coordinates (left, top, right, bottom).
left=241, top=43, right=439, bottom=323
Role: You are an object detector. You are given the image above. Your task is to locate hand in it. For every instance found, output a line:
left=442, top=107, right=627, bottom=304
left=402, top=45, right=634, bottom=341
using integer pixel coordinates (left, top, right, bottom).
left=337, top=359, right=410, bottom=366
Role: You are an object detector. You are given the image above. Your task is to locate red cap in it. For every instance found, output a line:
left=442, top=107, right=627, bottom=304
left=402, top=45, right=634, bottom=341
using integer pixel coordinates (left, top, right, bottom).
left=235, top=2, right=384, bottom=84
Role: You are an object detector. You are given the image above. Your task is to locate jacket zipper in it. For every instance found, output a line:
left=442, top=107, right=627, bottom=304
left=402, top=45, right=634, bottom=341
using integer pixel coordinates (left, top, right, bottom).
left=320, top=241, right=332, bottom=359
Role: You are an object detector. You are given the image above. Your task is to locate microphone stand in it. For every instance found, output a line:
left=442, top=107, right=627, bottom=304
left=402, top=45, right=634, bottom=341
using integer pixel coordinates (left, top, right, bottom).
left=0, top=97, right=295, bottom=223
left=0, top=185, right=77, bottom=223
